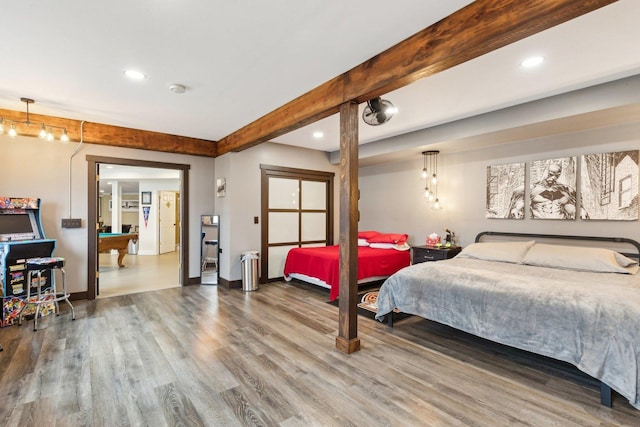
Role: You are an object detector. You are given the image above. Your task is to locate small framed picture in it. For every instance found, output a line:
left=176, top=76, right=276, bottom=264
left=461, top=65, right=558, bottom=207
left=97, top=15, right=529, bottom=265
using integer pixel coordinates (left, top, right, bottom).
left=141, top=191, right=152, bottom=205
left=217, top=178, right=226, bottom=197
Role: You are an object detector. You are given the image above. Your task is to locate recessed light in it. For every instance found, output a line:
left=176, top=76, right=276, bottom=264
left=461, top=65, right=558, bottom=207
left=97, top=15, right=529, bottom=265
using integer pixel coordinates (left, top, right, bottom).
left=521, top=56, right=544, bottom=68
left=124, top=69, right=147, bottom=80
left=313, top=131, right=324, bottom=139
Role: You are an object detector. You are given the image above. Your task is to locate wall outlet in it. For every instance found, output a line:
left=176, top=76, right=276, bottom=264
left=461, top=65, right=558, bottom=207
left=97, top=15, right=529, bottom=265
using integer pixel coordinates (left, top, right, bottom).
left=254, top=216, right=259, bottom=224
left=61, top=218, right=82, bottom=228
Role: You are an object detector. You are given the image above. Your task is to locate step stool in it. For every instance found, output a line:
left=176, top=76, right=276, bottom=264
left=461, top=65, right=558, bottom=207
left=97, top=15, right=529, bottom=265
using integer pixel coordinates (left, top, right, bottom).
left=202, top=240, right=218, bottom=271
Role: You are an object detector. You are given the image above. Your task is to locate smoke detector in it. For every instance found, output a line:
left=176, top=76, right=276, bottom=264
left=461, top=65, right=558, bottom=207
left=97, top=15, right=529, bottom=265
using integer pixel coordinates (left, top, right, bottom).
left=169, top=84, right=186, bottom=94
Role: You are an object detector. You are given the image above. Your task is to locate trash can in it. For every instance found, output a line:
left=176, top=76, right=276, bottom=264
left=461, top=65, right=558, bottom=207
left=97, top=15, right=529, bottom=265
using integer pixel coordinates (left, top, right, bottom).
left=128, top=238, right=139, bottom=255
left=240, top=250, right=259, bottom=292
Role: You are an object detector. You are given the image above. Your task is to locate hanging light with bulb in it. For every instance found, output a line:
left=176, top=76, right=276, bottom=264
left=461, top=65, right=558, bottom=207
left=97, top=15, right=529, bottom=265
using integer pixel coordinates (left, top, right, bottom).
left=0, top=98, right=70, bottom=142
left=421, top=150, right=441, bottom=209
left=421, top=150, right=430, bottom=197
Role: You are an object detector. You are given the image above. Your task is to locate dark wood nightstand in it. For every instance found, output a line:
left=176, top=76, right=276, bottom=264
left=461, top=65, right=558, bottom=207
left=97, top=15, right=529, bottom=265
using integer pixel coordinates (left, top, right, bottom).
left=411, top=245, right=461, bottom=264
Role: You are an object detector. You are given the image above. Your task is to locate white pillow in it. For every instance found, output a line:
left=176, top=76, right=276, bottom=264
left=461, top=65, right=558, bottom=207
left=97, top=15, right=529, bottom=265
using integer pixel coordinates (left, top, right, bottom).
left=369, top=242, right=411, bottom=251
left=523, top=243, right=639, bottom=274
left=358, top=238, right=369, bottom=247
left=458, top=240, right=535, bottom=264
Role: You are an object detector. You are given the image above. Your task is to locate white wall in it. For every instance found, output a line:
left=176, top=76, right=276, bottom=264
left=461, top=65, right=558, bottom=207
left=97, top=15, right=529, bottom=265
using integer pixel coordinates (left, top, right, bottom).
left=214, top=142, right=340, bottom=282
left=359, top=122, right=640, bottom=248
left=137, top=180, right=180, bottom=255
left=0, top=135, right=215, bottom=294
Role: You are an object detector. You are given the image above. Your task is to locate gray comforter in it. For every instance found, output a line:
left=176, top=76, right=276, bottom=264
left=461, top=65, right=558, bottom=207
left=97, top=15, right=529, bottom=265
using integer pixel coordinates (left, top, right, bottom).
left=375, top=257, right=640, bottom=409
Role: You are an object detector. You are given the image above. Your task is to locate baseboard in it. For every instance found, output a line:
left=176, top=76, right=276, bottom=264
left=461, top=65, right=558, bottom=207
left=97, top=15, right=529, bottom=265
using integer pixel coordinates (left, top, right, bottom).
left=218, top=277, right=242, bottom=289
left=187, top=277, right=201, bottom=285
left=70, top=291, right=88, bottom=301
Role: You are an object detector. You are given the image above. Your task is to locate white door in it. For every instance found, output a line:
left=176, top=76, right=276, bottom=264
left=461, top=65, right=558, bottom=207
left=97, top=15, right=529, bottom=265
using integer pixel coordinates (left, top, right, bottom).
left=159, top=191, right=177, bottom=254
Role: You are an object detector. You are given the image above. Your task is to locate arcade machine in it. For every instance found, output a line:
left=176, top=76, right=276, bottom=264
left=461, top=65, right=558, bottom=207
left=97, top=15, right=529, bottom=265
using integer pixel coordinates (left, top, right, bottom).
left=0, top=197, right=56, bottom=326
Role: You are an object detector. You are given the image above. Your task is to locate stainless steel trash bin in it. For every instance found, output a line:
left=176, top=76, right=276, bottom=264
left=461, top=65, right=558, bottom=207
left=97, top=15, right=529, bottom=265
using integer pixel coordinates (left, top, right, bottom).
left=128, top=238, right=138, bottom=255
left=241, top=251, right=259, bottom=291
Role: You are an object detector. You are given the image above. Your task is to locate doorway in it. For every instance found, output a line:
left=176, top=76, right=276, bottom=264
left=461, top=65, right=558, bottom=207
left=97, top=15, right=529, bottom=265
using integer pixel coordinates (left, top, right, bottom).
left=87, top=155, right=191, bottom=300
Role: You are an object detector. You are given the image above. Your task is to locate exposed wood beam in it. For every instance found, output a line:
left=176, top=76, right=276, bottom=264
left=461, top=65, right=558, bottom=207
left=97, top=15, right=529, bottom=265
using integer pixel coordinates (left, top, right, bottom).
left=216, top=0, right=616, bottom=155
left=335, top=101, right=360, bottom=354
left=0, top=108, right=216, bottom=157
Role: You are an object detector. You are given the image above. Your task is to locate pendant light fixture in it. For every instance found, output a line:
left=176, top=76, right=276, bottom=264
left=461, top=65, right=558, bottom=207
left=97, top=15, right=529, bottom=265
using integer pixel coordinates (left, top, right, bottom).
left=0, top=98, right=70, bottom=142
left=421, top=150, right=441, bottom=209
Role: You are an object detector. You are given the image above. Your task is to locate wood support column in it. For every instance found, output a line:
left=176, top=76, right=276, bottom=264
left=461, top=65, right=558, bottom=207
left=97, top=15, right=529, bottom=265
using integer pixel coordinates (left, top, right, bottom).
left=336, top=101, right=360, bottom=354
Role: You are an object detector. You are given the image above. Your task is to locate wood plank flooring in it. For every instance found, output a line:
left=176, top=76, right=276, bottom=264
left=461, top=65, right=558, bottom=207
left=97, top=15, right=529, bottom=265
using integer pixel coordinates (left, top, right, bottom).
left=0, top=281, right=638, bottom=426
left=98, top=251, right=181, bottom=298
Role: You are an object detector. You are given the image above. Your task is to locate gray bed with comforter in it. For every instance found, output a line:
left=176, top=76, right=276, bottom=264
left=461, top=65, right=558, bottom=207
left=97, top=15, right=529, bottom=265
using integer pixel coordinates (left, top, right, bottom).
left=375, top=233, right=640, bottom=409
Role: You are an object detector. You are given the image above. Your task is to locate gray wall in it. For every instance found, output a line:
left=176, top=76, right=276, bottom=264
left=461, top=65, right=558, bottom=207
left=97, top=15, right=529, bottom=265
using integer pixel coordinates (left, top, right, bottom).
left=3, top=93, right=638, bottom=293
left=214, top=142, right=340, bottom=282
left=359, top=122, right=640, bottom=248
left=0, top=134, right=215, bottom=294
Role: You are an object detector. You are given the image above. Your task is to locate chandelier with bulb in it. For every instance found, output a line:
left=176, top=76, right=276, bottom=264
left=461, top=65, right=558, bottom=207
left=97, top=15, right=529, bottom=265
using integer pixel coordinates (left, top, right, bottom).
left=0, top=98, right=69, bottom=142
left=421, top=150, right=441, bottom=209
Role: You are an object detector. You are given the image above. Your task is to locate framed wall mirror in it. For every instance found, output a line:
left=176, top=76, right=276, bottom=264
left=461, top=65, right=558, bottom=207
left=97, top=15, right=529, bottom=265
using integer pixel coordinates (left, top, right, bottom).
left=201, top=214, right=219, bottom=285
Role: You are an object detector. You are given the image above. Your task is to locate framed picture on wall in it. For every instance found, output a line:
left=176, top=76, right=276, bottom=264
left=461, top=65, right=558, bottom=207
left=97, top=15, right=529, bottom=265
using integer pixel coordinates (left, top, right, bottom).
left=529, top=157, right=577, bottom=220
left=217, top=178, right=226, bottom=197
left=581, top=150, right=639, bottom=220
left=141, top=191, right=152, bottom=205
left=485, top=162, right=525, bottom=219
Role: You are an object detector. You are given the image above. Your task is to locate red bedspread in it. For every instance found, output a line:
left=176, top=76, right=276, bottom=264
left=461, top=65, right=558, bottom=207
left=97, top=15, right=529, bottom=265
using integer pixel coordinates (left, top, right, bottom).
left=283, top=245, right=410, bottom=300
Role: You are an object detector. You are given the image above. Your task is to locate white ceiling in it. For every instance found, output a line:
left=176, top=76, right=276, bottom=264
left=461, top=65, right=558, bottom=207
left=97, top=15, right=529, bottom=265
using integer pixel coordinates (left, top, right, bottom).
left=0, top=0, right=470, bottom=140
left=1, top=1, right=639, bottom=162
left=99, top=165, right=180, bottom=195
left=277, top=0, right=640, bottom=154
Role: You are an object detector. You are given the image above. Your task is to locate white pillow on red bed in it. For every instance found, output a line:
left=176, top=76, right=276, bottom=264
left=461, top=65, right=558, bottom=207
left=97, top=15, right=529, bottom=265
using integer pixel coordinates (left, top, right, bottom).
left=458, top=240, right=535, bottom=264
left=523, top=243, right=639, bottom=274
left=358, top=238, right=370, bottom=246
left=369, top=242, right=410, bottom=251
left=366, top=233, right=409, bottom=244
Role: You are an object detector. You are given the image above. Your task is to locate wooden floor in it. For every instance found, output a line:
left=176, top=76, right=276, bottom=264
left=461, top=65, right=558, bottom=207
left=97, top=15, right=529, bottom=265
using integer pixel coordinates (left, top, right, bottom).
left=98, top=251, right=181, bottom=298
left=0, top=281, right=638, bottom=426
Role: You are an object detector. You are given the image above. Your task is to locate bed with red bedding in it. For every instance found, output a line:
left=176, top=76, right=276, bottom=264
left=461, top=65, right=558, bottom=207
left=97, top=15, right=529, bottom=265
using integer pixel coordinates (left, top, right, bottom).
left=283, top=245, right=410, bottom=300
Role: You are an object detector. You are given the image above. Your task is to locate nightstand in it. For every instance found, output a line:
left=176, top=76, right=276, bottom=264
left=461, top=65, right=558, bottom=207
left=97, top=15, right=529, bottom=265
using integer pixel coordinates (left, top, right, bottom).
left=411, top=245, right=461, bottom=264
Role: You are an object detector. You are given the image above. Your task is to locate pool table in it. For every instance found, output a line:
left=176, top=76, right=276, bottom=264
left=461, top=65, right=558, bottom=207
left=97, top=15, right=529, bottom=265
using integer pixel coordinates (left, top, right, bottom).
left=98, top=233, right=138, bottom=267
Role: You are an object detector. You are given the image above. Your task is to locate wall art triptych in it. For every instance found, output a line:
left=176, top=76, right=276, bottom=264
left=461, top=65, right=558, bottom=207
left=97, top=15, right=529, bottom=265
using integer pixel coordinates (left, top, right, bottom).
left=486, top=150, right=639, bottom=221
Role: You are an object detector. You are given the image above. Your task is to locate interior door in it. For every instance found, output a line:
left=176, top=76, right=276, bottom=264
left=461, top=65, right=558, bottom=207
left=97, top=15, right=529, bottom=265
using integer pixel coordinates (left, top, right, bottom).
left=159, top=190, right=177, bottom=254
left=266, top=180, right=332, bottom=279
left=260, top=165, right=334, bottom=283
